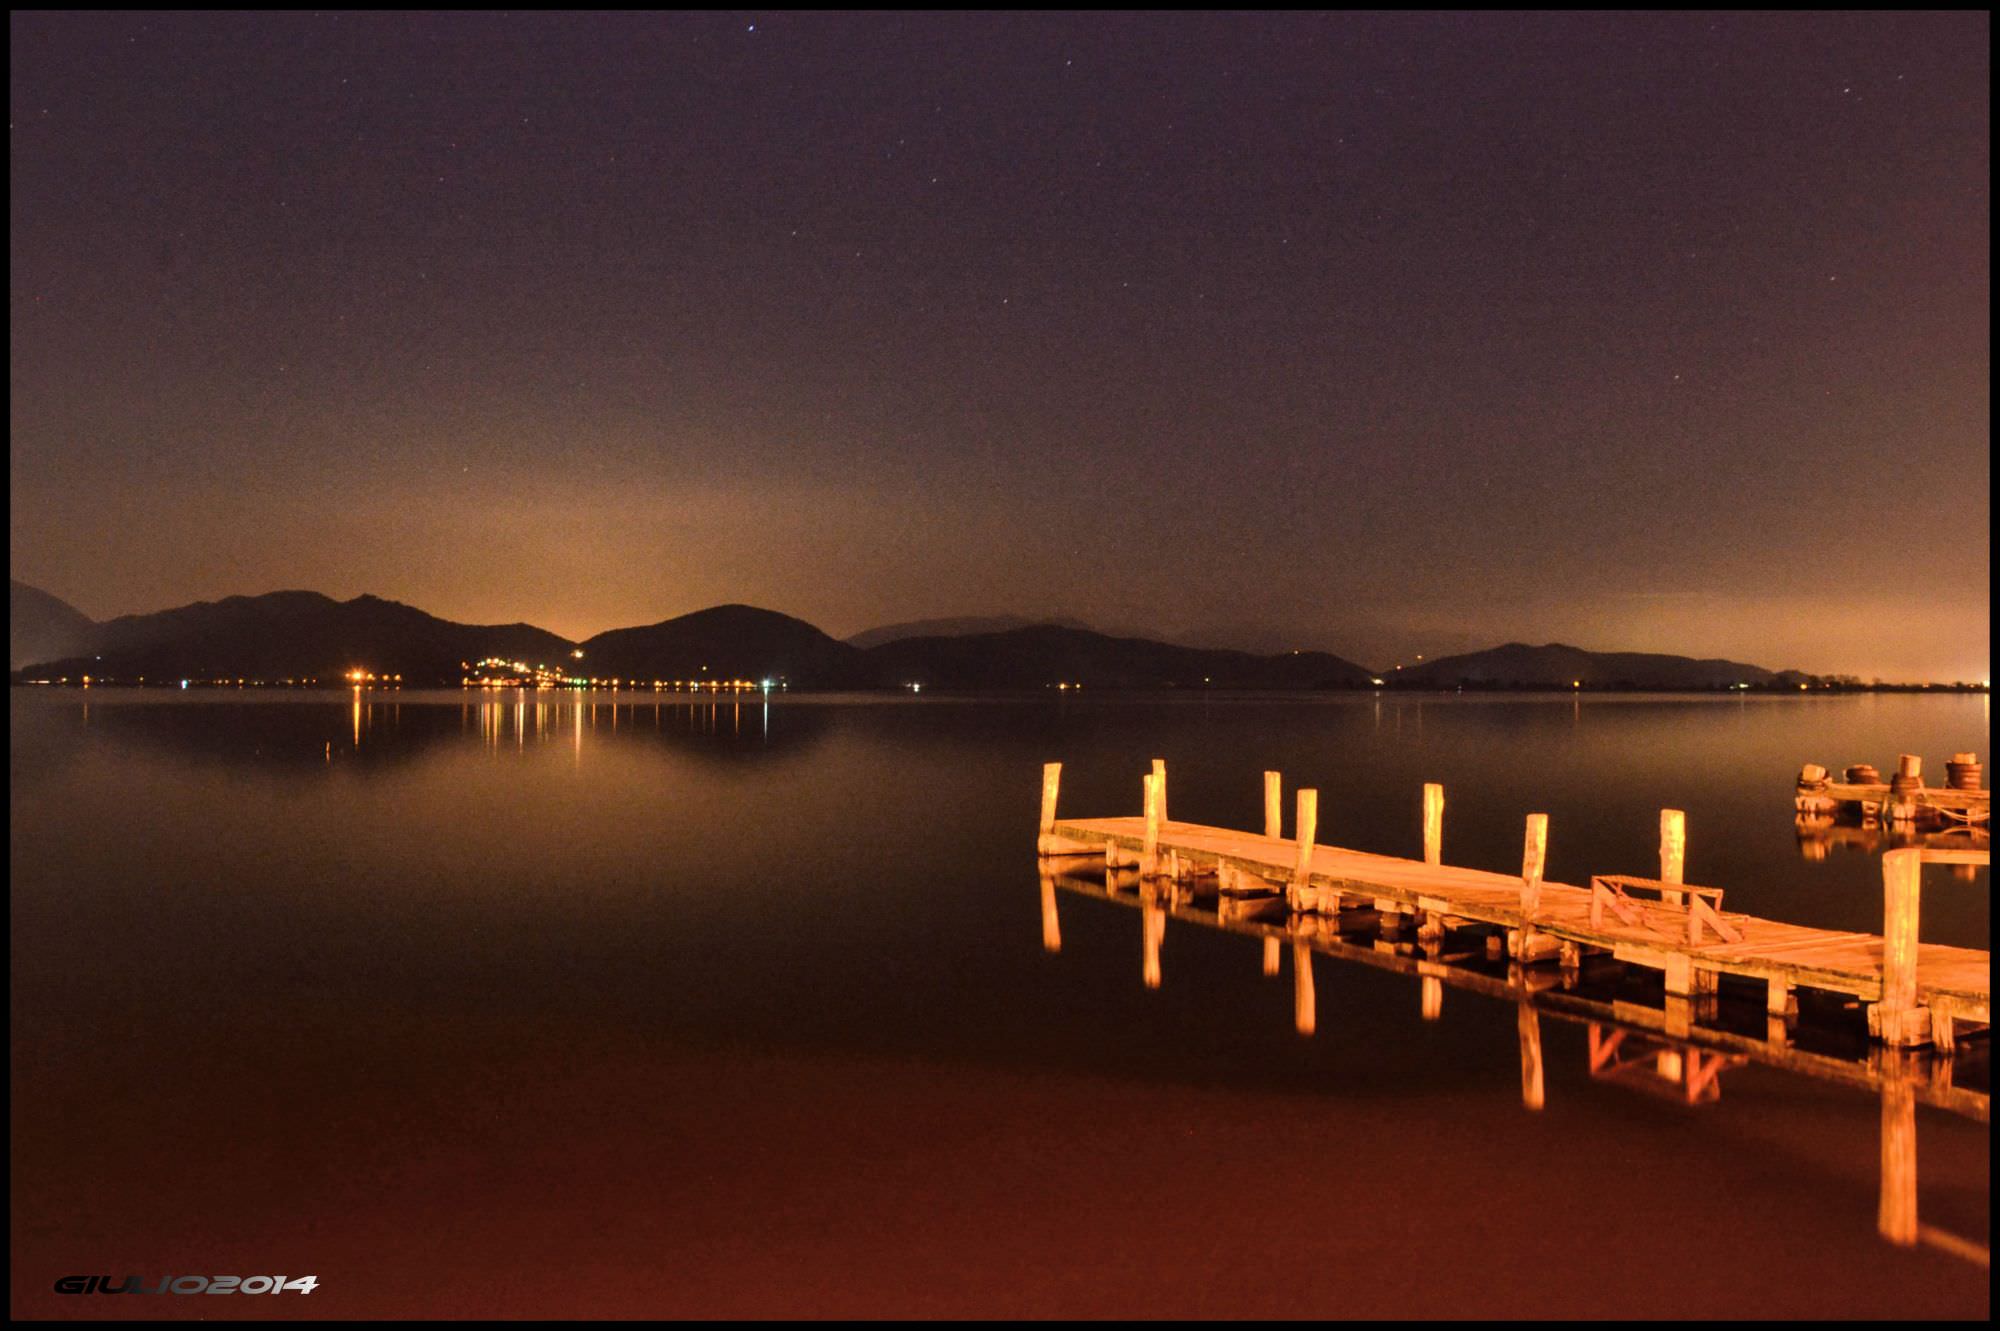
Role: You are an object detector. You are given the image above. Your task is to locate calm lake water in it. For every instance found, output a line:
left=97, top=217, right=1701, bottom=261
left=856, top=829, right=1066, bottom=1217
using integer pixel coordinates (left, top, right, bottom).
left=10, top=688, right=1990, bottom=1317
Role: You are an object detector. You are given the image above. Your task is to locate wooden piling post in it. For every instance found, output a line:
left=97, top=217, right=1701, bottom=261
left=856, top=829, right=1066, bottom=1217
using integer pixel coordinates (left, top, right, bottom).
left=1659, top=808, right=1686, bottom=905
left=1293, top=788, right=1319, bottom=884
left=1141, top=772, right=1162, bottom=877
left=1293, top=940, right=1315, bottom=1036
left=1422, top=782, right=1444, bottom=867
left=1036, top=761, right=1103, bottom=858
left=1520, top=813, right=1548, bottom=920
left=1874, top=848, right=1925, bottom=1045
left=1263, top=770, right=1283, bottom=840
left=1152, top=757, right=1168, bottom=825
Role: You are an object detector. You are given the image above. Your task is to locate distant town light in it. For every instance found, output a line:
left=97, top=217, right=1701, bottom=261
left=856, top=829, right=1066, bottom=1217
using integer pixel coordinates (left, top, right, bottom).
left=572, top=649, right=584, bottom=659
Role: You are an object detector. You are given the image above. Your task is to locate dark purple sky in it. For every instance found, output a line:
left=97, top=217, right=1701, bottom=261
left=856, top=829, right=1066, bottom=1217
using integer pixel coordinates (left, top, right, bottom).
left=9, top=12, right=1989, bottom=678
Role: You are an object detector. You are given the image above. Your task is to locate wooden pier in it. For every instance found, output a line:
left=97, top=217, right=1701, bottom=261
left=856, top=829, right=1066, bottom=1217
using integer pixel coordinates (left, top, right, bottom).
left=1038, top=761, right=1991, bottom=1050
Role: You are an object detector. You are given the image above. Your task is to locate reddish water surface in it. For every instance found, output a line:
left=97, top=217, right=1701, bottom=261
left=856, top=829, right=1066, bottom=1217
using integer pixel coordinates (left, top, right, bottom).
left=11, top=690, right=1989, bottom=1317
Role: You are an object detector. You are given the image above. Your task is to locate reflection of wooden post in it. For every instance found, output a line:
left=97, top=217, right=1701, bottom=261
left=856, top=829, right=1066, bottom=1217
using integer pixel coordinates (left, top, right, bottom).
left=1142, top=773, right=1162, bottom=877
left=1039, top=873, right=1061, bottom=953
left=1264, top=771, right=1283, bottom=840
left=1875, top=848, right=1924, bottom=1044
left=1517, top=1003, right=1545, bottom=1110
left=1878, top=1080, right=1917, bottom=1245
left=1422, top=782, right=1444, bottom=866
left=1142, top=893, right=1164, bottom=990
left=1659, top=809, right=1686, bottom=905
left=1262, top=936, right=1280, bottom=977
left=1152, top=758, right=1168, bottom=824
left=1293, top=941, right=1315, bottom=1036
left=1293, top=789, right=1318, bottom=883
left=1421, top=975, right=1443, bottom=1021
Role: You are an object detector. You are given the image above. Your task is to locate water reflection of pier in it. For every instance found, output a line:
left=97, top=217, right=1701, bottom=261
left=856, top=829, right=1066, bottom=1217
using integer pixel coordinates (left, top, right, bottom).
left=1795, top=814, right=1989, bottom=869
left=1038, top=867, right=1990, bottom=1268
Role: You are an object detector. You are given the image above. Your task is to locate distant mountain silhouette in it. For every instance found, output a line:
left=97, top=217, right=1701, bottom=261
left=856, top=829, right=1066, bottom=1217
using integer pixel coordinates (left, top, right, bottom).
left=10, top=588, right=1814, bottom=691
left=866, top=625, right=1374, bottom=689
left=581, top=605, right=866, bottom=684
left=846, top=614, right=1094, bottom=650
left=16, top=590, right=574, bottom=682
left=1390, top=641, right=1783, bottom=690
left=10, top=580, right=96, bottom=670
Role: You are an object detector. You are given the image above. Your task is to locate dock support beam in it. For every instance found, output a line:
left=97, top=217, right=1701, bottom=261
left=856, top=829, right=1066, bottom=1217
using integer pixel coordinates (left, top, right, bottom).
left=1422, top=782, right=1444, bottom=866
left=1264, top=771, right=1282, bottom=840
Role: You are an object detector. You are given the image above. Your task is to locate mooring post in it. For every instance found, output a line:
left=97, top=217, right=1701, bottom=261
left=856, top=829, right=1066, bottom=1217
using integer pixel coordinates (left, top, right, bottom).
left=1152, top=757, right=1168, bottom=825
left=1422, top=782, right=1445, bottom=866
left=1520, top=813, right=1547, bottom=918
left=1510, top=813, right=1552, bottom=961
left=1263, top=770, right=1283, bottom=840
left=1292, top=788, right=1319, bottom=907
left=1036, top=761, right=1063, bottom=855
left=1659, top=808, right=1686, bottom=905
left=1039, top=871, right=1062, bottom=953
left=1293, top=940, right=1315, bottom=1036
left=1874, top=848, right=1924, bottom=1045
left=1890, top=754, right=1923, bottom=824
left=1141, top=772, right=1162, bottom=877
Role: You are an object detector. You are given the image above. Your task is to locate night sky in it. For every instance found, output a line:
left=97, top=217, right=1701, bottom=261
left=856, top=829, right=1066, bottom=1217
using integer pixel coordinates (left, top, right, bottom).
left=9, top=12, right=1989, bottom=679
